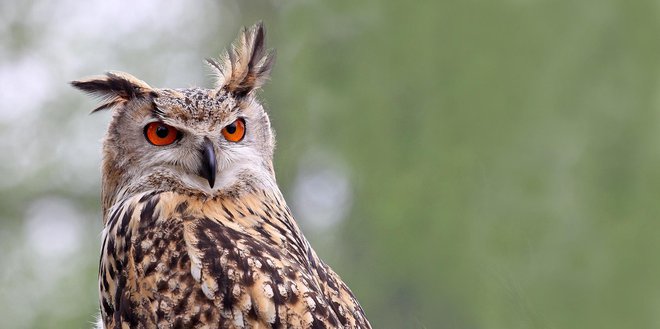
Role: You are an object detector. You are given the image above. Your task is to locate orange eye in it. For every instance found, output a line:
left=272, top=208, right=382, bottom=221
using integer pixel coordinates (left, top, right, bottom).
left=222, top=118, right=246, bottom=142
left=144, top=122, right=179, bottom=146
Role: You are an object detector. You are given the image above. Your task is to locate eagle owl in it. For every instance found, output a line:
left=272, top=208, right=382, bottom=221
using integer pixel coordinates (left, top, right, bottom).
left=72, top=23, right=371, bottom=329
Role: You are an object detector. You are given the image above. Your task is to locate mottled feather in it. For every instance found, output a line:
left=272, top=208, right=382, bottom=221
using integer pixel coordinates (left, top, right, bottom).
left=100, top=190, right=370, bottom=328
left=207, top=22, right=275, bottom=97
left=71, top=71, right=154, bottom=113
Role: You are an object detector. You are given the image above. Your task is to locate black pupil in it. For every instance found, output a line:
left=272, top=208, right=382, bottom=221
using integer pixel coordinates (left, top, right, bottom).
left=156, top=125, right=169, bottom=138
left=226, top=123, right=236, bottom=134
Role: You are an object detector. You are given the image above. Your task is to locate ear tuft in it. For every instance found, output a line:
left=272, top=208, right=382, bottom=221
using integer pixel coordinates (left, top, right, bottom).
left=207, top=22, right=276, bottom=97
left=71, top=71, right=154, bottom=113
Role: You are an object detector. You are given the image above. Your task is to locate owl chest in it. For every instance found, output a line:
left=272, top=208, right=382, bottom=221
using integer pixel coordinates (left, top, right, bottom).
left=100, top=210, right=223, bottom=328
left=98, top=192, right=350, bottom=329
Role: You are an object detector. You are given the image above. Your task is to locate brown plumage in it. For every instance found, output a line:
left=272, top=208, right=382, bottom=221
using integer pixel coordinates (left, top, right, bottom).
left=72, top=22, right=371, bottom=329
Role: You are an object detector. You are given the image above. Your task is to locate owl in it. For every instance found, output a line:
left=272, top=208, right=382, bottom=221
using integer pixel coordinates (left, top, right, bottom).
left=72, top=23, right=371, bottom=329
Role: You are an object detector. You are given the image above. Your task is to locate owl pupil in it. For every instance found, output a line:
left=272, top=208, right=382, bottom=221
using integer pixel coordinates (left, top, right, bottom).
left=226, top=124, right=236, bottom=134
left=156, top=126, right=169, bottom=138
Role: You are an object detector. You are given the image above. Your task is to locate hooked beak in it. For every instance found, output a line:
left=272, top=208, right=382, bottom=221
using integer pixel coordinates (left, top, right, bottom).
left=198, top=137, right=217, bottom=188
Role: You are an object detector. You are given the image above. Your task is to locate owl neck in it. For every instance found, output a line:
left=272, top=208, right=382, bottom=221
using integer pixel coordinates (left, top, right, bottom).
left=100, top=157, right=279, bottom=223
left=101, top=169, right=309, bottom=256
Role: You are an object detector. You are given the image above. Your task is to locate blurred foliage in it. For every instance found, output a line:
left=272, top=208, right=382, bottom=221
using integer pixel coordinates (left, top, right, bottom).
left=2, top=0, right=660, bottom=328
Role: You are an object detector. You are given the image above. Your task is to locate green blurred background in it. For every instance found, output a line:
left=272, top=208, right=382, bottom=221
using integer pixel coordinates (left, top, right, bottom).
left=2, top=0, right=660, bottom=328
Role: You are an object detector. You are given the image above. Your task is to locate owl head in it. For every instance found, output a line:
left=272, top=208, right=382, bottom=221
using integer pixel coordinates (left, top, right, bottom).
left=72, top=23, right=277, bottom=214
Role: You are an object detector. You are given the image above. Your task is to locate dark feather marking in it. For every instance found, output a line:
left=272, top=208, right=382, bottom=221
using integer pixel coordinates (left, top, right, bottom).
left=268, top=281, right=284, bottom=306
left=155, top=307, right=165, bottom=321
left=312, top=294, right=329, bottom=317
left=316, top=266, right=327, bottom=283
left=197, top=229, right=234, bottom=304
left=152, top=102, right=165, bottom=118
left=168, top=253, right=179, bottom=270
left=106, top=237, right=116, bottom=261
left=194, top=290, right=206, bottom=303
left=311, top=317, right=327, bottom=329
left=99, top=244, right=107, bottom=272
left=245, top=239, right=265, bottom=255
left=71, top=72, right=152, bottom=113
left=254, top=225, right=272, bottom=241
left=101, top=297, right=113, bottom=317
left=104, top=72, right=139, bottom=98
left=133, top=242, right=144, bottom=263
left=286, top=282, right=299, bottom=304
left=331, top=300, right=347, bottom=325
left=269, top=213, right=296, bottom=237
left=153, top=239, right=166, bottom=262
left=178, top=252, right=190, bottom=269
left=139, top=192, right=157, bottom=203
left=107, top=268, right=116, bottom=283
left=101, top=268, right=110, bottom=292
left=306, top=248, right=318, bottom=269
left=117, top=205, right=134, bottom=238
left=242, top=266, right=255, bottom=286
left=328, top=311, right=340, bottom=327
left=123, top=229, right=133, bottom=258
left=173, top=290, right=190, bottom=314
left=156, top=279, right=168, bottom=292
left=270, top=220, right=290, bottom=239
left=219, top=268, right=235, bottom=310
left=236, top=208, right=245, bottom=217
left=284, top=266, right=297, bottom=280
left=247, top=304, right=258, bottom=320
left=140, top=195, right=160, bottom=226
left=144, top=261, right=158, bottom=277
left=224, top=227, right=242, bottom=241
left=261, top=200, right=274, bottom=213
left=189, top=311, right=201, bottom=325
left=325, top=275, right=338, bottom=291
left=172, top=318, right=184, bottom=329
left=221, top=204, right=234, bottom=218
left=259, top=257, right=278, bottom=280
left=107, top=201, right=124, bottom=229
left=113, top=275, right=127, bottom=327
left=175, top=201, right=188, bottom=214
left=248, top=23, right=265, bottom=71
left=262, top=243, right=281, bottom=259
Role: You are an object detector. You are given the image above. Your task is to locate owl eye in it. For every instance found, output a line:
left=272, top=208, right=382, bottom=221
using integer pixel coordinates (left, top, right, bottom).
left=221, top=118, right=246, bottom=142
left=144, top=122, right=179, bottom=146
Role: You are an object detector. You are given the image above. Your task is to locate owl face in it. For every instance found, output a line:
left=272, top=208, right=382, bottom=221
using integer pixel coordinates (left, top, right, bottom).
left=107, top=87, right=275, bottom=196
left=73, top=23, right=276, bottom=208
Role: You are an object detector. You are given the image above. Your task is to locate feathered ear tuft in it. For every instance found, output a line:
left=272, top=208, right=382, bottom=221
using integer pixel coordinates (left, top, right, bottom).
left=71, top=71, right=154, bottom=113
left=207, top=22, right=276, bottom=97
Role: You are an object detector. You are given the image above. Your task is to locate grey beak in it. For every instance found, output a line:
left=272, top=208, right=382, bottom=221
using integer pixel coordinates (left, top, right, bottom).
left=198, top=137, right=216, bottom=188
